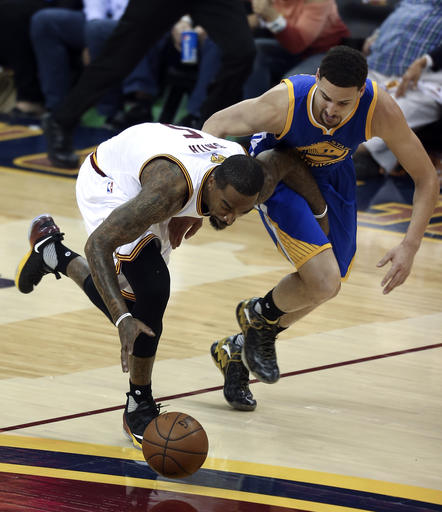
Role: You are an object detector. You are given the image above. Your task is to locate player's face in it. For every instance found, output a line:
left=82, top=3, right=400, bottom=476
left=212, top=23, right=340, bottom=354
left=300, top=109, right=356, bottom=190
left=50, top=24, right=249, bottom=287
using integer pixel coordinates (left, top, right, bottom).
left=207, top=181, right=257, bottom=231
left=314, top=76, right=365, bottom=128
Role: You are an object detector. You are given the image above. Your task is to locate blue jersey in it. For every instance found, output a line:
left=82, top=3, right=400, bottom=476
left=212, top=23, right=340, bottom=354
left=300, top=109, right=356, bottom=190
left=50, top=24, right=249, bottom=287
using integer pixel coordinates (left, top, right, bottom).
left=250, top=75, right=379, bottom=278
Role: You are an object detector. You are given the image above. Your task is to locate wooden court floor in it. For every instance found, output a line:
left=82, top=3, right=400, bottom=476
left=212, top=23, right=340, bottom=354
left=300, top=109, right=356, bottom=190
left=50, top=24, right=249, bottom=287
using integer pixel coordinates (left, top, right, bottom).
left=0, top=121, right=441, bottom=511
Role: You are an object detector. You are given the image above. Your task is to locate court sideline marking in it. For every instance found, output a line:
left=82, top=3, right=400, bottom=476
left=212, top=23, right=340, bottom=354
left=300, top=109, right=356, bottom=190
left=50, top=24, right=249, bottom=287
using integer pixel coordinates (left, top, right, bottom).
left=1, top=342, right=440, bottom=432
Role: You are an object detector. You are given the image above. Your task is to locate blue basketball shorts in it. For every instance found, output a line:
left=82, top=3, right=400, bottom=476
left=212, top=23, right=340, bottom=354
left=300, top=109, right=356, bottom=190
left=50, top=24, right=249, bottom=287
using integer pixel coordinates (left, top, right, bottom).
left=258, top=182, right=357, bottom=279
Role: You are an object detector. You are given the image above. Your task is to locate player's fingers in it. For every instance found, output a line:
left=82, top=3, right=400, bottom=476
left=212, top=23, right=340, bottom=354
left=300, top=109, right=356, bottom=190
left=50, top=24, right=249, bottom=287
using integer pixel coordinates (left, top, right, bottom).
left=380, top=265, right=396, bottom=287
left=383, top=274, right=399, bottom=294
left=382, top=267, right=407, bottom=294
left=377, top=253, right=391, bottom=267
left=185, top=219, right=203, bottom=239
left=121, top=345, right=129, bottom=373
left=139, top=324, right=156, bottom=337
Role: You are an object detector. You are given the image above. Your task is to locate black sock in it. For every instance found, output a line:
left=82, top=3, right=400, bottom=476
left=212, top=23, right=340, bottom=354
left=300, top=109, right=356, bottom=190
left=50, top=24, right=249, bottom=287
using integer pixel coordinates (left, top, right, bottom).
left=54, top=242, right=80, bottom=275
left=256, top=289, right=285, bottom=322
left=130, top=381, right=152, bottom=403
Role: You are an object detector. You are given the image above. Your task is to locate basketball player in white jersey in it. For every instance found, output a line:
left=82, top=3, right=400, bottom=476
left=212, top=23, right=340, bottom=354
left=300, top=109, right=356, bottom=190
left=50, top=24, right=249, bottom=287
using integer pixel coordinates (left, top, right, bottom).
left=15, top=122, right=323, bottom=448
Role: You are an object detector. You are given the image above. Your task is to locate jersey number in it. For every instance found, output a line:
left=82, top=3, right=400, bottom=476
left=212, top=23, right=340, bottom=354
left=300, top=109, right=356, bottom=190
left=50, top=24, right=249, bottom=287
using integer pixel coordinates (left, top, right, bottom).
left=163, top=123, right=203, bottom=139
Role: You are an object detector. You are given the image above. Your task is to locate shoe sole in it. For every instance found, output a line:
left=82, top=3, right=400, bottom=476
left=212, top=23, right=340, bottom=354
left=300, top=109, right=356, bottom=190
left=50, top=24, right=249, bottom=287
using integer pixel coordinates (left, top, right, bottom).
left=211, top=340, right=257, bottom=411
left=122, top=412, right=143, bottom=450
left=15, top=248, right=38, bottom=294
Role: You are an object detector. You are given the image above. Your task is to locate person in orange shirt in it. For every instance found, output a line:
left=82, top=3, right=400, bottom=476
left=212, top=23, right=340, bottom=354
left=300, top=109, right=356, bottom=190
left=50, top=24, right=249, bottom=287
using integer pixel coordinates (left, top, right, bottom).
left=244, top=0, right=350, bottom=98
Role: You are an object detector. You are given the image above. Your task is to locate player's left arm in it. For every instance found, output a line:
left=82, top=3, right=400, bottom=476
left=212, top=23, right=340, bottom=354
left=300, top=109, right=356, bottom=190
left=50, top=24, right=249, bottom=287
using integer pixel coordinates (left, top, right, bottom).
left=370, top=88, right=439, bottom=293
left=256, top=148, right=329, bottom=234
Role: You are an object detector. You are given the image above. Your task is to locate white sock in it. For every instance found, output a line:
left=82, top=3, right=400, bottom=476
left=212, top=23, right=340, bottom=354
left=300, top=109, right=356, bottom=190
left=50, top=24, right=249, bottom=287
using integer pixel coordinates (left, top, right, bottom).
left=235, top=333, right=245, bottom=347
left=127, top=394, right=139, bottom=413
left=42, top=243, right=58, bottom=270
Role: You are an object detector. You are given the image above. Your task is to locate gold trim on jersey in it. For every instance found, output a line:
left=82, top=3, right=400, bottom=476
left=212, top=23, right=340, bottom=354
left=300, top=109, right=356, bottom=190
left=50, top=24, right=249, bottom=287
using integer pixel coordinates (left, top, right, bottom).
left=365, top=81, right=378, bottom=141
left=121, top=289, right=136, bottom=301
left=276, top=79, right=295, bottom=140
left=196, top=166, right=217, bottom=215
left=341, top=254, right=355, bottom=282
left=268, top=216, right=332, bottom=269
left=307, top=85, right=361, bottom=136
left=115, top=234, right=158, bottom=266
left=139, top=154, right=194, bottom=202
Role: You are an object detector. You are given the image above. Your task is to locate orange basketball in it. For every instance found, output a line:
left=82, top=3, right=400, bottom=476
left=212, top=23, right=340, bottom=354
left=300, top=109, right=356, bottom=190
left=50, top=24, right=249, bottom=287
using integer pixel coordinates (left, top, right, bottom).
left=142, top=411, right=208, bottom=478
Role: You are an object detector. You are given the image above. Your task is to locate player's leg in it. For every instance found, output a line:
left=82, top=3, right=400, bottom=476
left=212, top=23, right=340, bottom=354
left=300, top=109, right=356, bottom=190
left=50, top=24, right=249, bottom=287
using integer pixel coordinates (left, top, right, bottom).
left=236, top=184, right=339, bottom=384
left=119, top=239, right=171, bottom=448
left=15, top=213, right=118, bottom=320
left=211, top=186, right=336, bottom=408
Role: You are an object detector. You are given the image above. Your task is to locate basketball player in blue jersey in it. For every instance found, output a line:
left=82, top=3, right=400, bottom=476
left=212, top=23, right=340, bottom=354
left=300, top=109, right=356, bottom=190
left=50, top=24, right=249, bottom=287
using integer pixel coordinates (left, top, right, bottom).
left=201, top=46, right=439, bottom=411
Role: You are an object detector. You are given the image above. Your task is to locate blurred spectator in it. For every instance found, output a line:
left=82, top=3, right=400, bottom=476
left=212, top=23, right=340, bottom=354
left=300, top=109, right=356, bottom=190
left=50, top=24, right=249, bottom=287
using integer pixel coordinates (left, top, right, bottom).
left=30, top=0, right=162, bottom=127
left=244, top=0, right=350, bottom=98
left=354, top=0, right=441, bottom=178
left=0, top=0, right=82, bottom=118
left=42, top=0, right=255, bottom=168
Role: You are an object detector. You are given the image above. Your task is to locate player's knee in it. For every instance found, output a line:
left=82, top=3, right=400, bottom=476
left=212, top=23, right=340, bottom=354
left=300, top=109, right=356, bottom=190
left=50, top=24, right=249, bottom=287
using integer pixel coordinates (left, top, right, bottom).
left=309, top=271, right=341, bottom=304
left=133, top=331, right=160, bottom=358
left=300, top=254, right=341, bottom=304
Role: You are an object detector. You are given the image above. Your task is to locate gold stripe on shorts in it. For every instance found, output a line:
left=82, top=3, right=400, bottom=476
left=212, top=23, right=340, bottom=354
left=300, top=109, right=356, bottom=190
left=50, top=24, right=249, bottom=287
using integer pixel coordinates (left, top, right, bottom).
left=269, top=217, right=332, bottom=269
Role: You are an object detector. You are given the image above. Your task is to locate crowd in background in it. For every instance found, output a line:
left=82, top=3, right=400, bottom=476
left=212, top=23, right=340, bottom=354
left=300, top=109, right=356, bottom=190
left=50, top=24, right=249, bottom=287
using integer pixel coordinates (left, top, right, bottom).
left=0, top=0, right=440, bottom=183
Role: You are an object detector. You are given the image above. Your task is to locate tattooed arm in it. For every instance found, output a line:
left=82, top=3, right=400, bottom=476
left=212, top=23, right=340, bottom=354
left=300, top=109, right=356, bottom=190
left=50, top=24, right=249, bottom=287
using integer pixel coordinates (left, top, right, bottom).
left=256, top=148, right=329, bottom=234
left=84, top=158, right=188, bottom=372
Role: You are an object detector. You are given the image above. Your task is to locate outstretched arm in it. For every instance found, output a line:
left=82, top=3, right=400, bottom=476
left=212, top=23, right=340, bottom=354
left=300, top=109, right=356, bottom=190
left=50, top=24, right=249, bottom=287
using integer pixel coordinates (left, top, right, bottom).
left=202, top=83, right=289, bottom=137
left=371, top=88, right=439, bottom=293
left=85, top=158, right=188, bottom=371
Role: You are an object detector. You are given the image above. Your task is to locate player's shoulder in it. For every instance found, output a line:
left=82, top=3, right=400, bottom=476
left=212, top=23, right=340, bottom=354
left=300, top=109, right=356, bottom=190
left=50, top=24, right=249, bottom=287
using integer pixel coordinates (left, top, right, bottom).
left=370, top=85, right=405, bottom=138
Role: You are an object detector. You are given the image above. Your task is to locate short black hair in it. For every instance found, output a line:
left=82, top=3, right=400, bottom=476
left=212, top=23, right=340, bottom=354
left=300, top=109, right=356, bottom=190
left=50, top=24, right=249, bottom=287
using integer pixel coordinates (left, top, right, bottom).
left=213, top=154, right=264, bottom=196
left=319, top=45, right=368, bottom=89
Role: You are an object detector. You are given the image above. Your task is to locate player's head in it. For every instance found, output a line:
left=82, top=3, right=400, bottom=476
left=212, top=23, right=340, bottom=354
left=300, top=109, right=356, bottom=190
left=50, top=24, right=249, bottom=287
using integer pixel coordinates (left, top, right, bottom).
left=315, top=46, right=368, bottom=128
left=206, top=154, right=264, bottom=230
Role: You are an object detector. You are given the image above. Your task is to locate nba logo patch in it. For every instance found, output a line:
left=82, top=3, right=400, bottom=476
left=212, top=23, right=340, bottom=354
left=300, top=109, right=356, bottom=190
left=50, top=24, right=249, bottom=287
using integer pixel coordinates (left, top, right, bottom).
left=107, top=181, right=113, bottom=193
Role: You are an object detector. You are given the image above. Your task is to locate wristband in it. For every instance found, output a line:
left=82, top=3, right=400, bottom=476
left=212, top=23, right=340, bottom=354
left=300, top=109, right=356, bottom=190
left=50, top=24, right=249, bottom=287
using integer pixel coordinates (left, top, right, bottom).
left=264, top=15, right=287, bottom=34
left=115, top=312, right=132, bottom=327
left=314, top=204, right=328, bottom=219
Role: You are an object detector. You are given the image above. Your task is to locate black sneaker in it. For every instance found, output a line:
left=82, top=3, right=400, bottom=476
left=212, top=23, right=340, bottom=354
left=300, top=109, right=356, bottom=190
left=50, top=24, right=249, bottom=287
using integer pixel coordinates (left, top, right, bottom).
left=123, top=393, right=160, bottom=449
left=211, top=334, right=256, bottom=411
left=41, top=112, right=79, bottom=169
left=15, top=214, right=64, bottom=294
left=236, top=298, right=280, bottom=384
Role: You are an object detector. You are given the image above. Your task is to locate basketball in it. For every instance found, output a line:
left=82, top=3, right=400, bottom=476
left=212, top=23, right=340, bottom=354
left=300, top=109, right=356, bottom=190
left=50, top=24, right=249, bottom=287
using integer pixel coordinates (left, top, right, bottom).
left=142, top=411, right=208, bottom=478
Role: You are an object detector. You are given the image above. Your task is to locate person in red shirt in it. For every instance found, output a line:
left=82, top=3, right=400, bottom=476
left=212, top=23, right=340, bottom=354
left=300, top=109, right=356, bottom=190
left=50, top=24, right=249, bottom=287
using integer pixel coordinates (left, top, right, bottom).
left=244, top=0, right=350, bottom=98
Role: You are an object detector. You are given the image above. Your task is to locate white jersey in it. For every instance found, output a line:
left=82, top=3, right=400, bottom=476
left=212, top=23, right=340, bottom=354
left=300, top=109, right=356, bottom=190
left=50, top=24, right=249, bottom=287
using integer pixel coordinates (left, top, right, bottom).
left=76, top=123, right=247, bottom=290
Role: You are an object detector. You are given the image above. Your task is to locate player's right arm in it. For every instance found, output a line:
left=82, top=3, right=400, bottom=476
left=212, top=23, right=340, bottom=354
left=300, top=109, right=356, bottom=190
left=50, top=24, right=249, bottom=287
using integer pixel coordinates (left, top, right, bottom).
left=202, top=83, right=289, bottom=137
left=84, top=158, right=188, bottom=372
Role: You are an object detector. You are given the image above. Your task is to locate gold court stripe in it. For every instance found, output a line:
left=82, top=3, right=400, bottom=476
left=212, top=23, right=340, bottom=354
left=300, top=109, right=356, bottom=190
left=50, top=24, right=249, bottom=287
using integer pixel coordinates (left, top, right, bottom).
left=0, top=434, right=440, bottom=505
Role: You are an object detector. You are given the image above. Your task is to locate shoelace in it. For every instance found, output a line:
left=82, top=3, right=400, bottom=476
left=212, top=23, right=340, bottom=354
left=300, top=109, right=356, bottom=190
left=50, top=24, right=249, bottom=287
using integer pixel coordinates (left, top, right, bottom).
left=254, top=325, right=279, bottom=361
left=231, top=363, right=250, bottom=390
